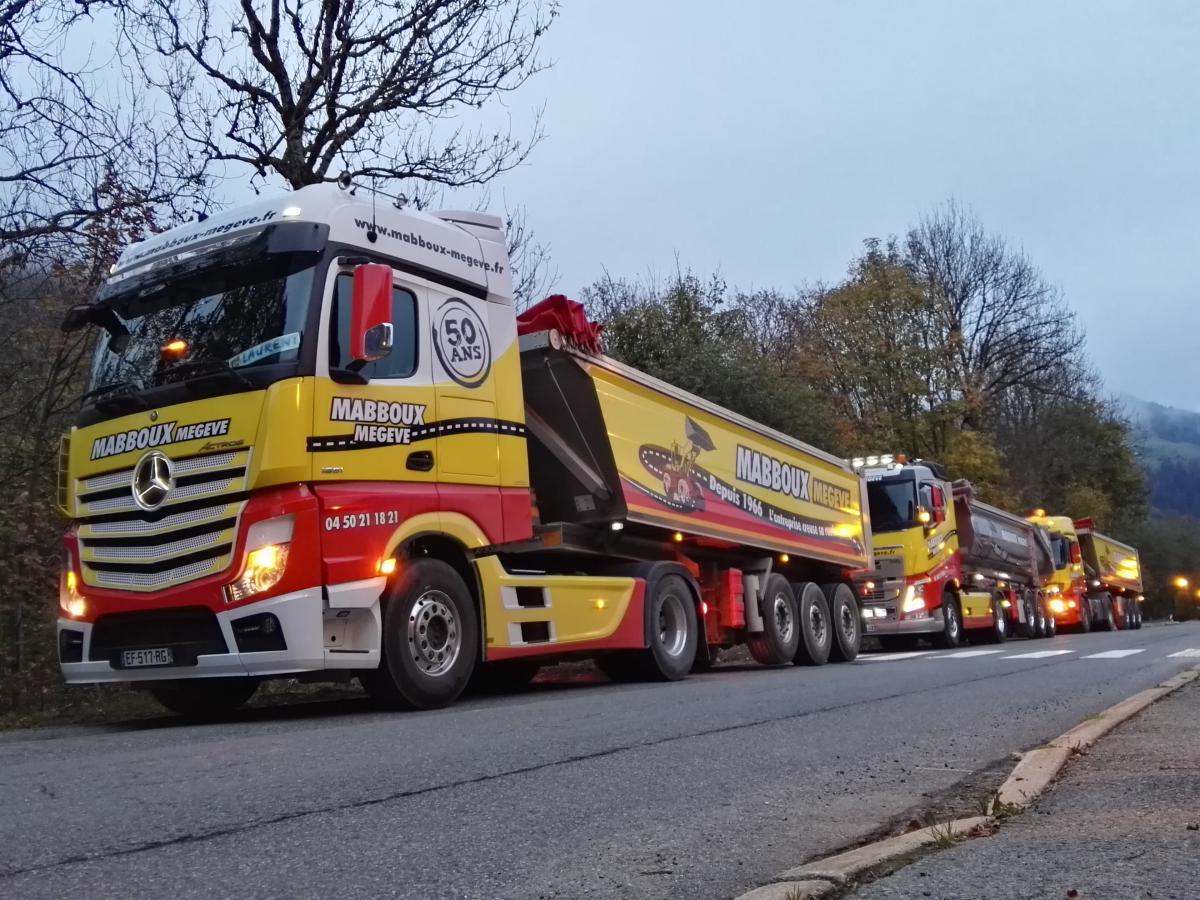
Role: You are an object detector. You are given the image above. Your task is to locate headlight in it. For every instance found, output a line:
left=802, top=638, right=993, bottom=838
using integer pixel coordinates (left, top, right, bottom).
left=60, top=550, right=87, bottom=618
left=1049, top=598, right=1066, bottom=614
left=226, top=515, right=293, bottom=603
left=901, top=581, right=927, bottom=613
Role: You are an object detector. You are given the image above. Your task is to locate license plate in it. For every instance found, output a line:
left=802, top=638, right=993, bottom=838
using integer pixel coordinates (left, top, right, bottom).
left=121, top=647, right=175, bottom=668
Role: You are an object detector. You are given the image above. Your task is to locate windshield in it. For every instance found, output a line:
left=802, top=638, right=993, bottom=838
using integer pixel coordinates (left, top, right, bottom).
left=867, top=476, right=918, bottom=532
left=1049, top=534, right=1071, bottom=569
left=86, top=256, right=315, bottom=396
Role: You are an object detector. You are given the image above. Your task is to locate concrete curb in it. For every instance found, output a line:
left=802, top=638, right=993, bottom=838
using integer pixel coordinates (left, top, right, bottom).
left=777, top=816, right=994, bottom=884
left=732, top=665, right=1200, bottom=899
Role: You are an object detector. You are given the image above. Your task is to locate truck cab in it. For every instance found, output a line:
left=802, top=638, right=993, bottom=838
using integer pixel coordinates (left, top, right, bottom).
left=853, top=456, right=962, bottom=649
left=1026, top=511, right=1087, bottom=629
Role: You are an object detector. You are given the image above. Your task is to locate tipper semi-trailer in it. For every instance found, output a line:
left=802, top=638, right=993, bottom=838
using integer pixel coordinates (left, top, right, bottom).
left=853, top=456, right=1056, bottom=649
left=55, top=183, right=873, bottom=715
left=1025, top=512, right=1143, bottom=632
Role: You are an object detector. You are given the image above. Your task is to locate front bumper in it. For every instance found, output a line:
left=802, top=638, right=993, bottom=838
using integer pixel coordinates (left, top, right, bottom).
left=861, top=603, right=947, bottom=636
left=57, top=586, right=378, bottom=683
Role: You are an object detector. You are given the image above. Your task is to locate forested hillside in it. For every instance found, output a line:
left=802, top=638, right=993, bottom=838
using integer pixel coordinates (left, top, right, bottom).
left=1123, top=396, right=1200, bottom=518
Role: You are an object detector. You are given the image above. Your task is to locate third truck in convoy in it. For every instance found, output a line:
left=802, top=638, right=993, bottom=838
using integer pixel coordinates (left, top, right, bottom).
left=56, top=182, right=871, bottom=716
left=1027, top=511, right=1143, bottom=632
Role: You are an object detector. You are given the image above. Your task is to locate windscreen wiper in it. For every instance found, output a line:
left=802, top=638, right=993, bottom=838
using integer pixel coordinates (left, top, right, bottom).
left=156, top=358, right=252, bottom=391
left=81, top=381, right=149, bottom=413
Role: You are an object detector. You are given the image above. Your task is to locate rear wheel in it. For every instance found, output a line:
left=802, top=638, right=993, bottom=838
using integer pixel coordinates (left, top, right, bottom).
left=748, top=574, right=800, bottom=666
left=1078, top=598, right=1092, bottom=633
left=362, top=558, right=478, bottom=710
left=932, top=591, right=962, bottom=649
left=148, top=677, right=259, bottom=719
left=1099, top=593, right=1117, bottom=632
left=1043, top=599, right=1057, bottom=638
left=983, top=593, right=1008, bottom=644
left=1020, top=590, right=1038, bottom=639
left=599, top=573, right=697, bottom=681
left=793, top=582, right=833, bottom=666
left=823, top=582, right=861, bottom=662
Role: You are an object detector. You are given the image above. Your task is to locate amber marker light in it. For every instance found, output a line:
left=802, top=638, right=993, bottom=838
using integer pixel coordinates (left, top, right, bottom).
left=162, top=338, right=189, bottom=360
left=673, top=532, right=683, bottom=543
left=779, top=553, right=790, bottom=564
left=378, top=557, right=398, bottom=576
left=1175, top=576, right=1190, bottom=589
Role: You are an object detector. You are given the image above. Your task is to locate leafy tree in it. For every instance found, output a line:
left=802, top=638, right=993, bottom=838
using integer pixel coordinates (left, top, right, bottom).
left=584, top=270, right=837, bottom=449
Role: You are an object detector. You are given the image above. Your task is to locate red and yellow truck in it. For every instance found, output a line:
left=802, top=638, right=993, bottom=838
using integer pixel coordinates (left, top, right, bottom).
left=56, top=183, right=872, bottom=715
left=1027, top=512, right=1143, bottom=631
left=854, top=456, right=1056, bottom=648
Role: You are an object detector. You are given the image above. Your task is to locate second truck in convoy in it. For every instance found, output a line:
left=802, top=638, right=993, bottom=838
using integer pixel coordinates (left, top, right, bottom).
left=56, top=183, right=872, bottom=715
left=854, top=456, right=1056, bottom=649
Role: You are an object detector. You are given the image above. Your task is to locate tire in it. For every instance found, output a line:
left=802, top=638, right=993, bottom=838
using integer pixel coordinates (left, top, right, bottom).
left=148, top=677, right=259, bottom=719
left=1134, top=608, right=1143, bottom=630
left=363, top=558, right=479, bottom=710
left=1078, top=597, right=1092, bottom=633
left=1100, top=593, right=1117, bottom=632
left=599, top=572, right=697, bottom=681
left=878, top=635, right=919, bottom=652
left=748, top=574, right=800, bottom=666
left=468, top=659, right=541, bottom=694
left=983, top=593, right=1008, bottom=644
left=932, top=590, right=962, bottom=649
left=793, top=581, right=833, bottom=666
left=1043, top=600, right=1057, bottom=638
left=1020, top=590, right=1038, bottom=640
left=823, top=582, right=861, bottom=662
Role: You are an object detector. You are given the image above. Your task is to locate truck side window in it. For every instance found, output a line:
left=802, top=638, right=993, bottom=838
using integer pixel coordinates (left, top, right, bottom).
left=329, top=274, right=418, bottom=378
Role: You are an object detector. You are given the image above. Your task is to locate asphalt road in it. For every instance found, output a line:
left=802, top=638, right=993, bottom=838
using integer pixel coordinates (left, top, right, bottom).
left=4, top=622, right=1200, bottom=900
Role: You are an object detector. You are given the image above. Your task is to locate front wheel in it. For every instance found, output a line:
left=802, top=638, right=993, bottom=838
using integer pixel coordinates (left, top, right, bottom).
left=148, top=677, right=259, bottom=719
left=1078, top=598, right=1092, bottom=633
left=363, top=558, right=479, bottom=710
left=932, top=591, right=962, bottom=649
left=823, top=582, right=861, bottom=662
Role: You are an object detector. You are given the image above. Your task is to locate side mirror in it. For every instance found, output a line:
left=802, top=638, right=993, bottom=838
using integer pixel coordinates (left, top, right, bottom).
left=1070, top=542, right=1082, bottom=565
left=351, top=264, right=394, bottom=366
left=932, top=505, right=946, bottom=525
left=930, top=485, right=946, bottom=524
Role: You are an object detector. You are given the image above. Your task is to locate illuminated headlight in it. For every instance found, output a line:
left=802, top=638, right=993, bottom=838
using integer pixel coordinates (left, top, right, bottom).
left=1049, top=598, right=1066, bottom=614
left=1046, top=585, right=1061, bottom=595
left=59, top=550, right=87, bottom=618
left=226, top=515, right=293, bottom=603
left=901, top=581, right=927, bottom=614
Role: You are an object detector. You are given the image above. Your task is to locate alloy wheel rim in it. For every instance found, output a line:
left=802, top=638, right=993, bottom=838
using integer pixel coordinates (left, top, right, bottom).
left=407, top=590, right=461, bottom=676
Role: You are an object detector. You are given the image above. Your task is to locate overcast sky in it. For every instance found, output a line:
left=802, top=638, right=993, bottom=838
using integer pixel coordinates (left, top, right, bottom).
left=489, top=0, right=1200, bottom=409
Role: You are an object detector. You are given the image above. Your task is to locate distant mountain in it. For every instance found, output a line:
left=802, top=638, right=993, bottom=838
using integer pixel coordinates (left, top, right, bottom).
left=1121, top=395, right=1200, bottom=517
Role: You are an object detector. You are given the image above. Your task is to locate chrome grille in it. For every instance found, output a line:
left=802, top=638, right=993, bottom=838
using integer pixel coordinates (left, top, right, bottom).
left=76, top=449, right=250, bottom=592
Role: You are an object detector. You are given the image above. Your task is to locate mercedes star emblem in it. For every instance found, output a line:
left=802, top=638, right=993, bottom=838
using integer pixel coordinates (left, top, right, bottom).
left=132, top=451, right=174, bottom=511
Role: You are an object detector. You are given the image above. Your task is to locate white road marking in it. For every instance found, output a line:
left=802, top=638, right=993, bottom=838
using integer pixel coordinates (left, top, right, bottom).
left=1168, top=649, right=1200, bottom=658
left=862, top=651, right=935, bottom=662
left=933, top=649, right=1006, bottom=658
left=1002, top=650, right=1075, bottom=659
left=1081, top=649, right=1145, bottom=659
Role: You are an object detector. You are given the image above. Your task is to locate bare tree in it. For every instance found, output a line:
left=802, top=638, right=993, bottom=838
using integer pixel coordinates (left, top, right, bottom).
left=127, top=0, right=557, bottom=191
left=503, top=203, right=558, bottom=309
left=905, top=200, right=1082, bottom=429
left=0, top=1, right=203, bottom=267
